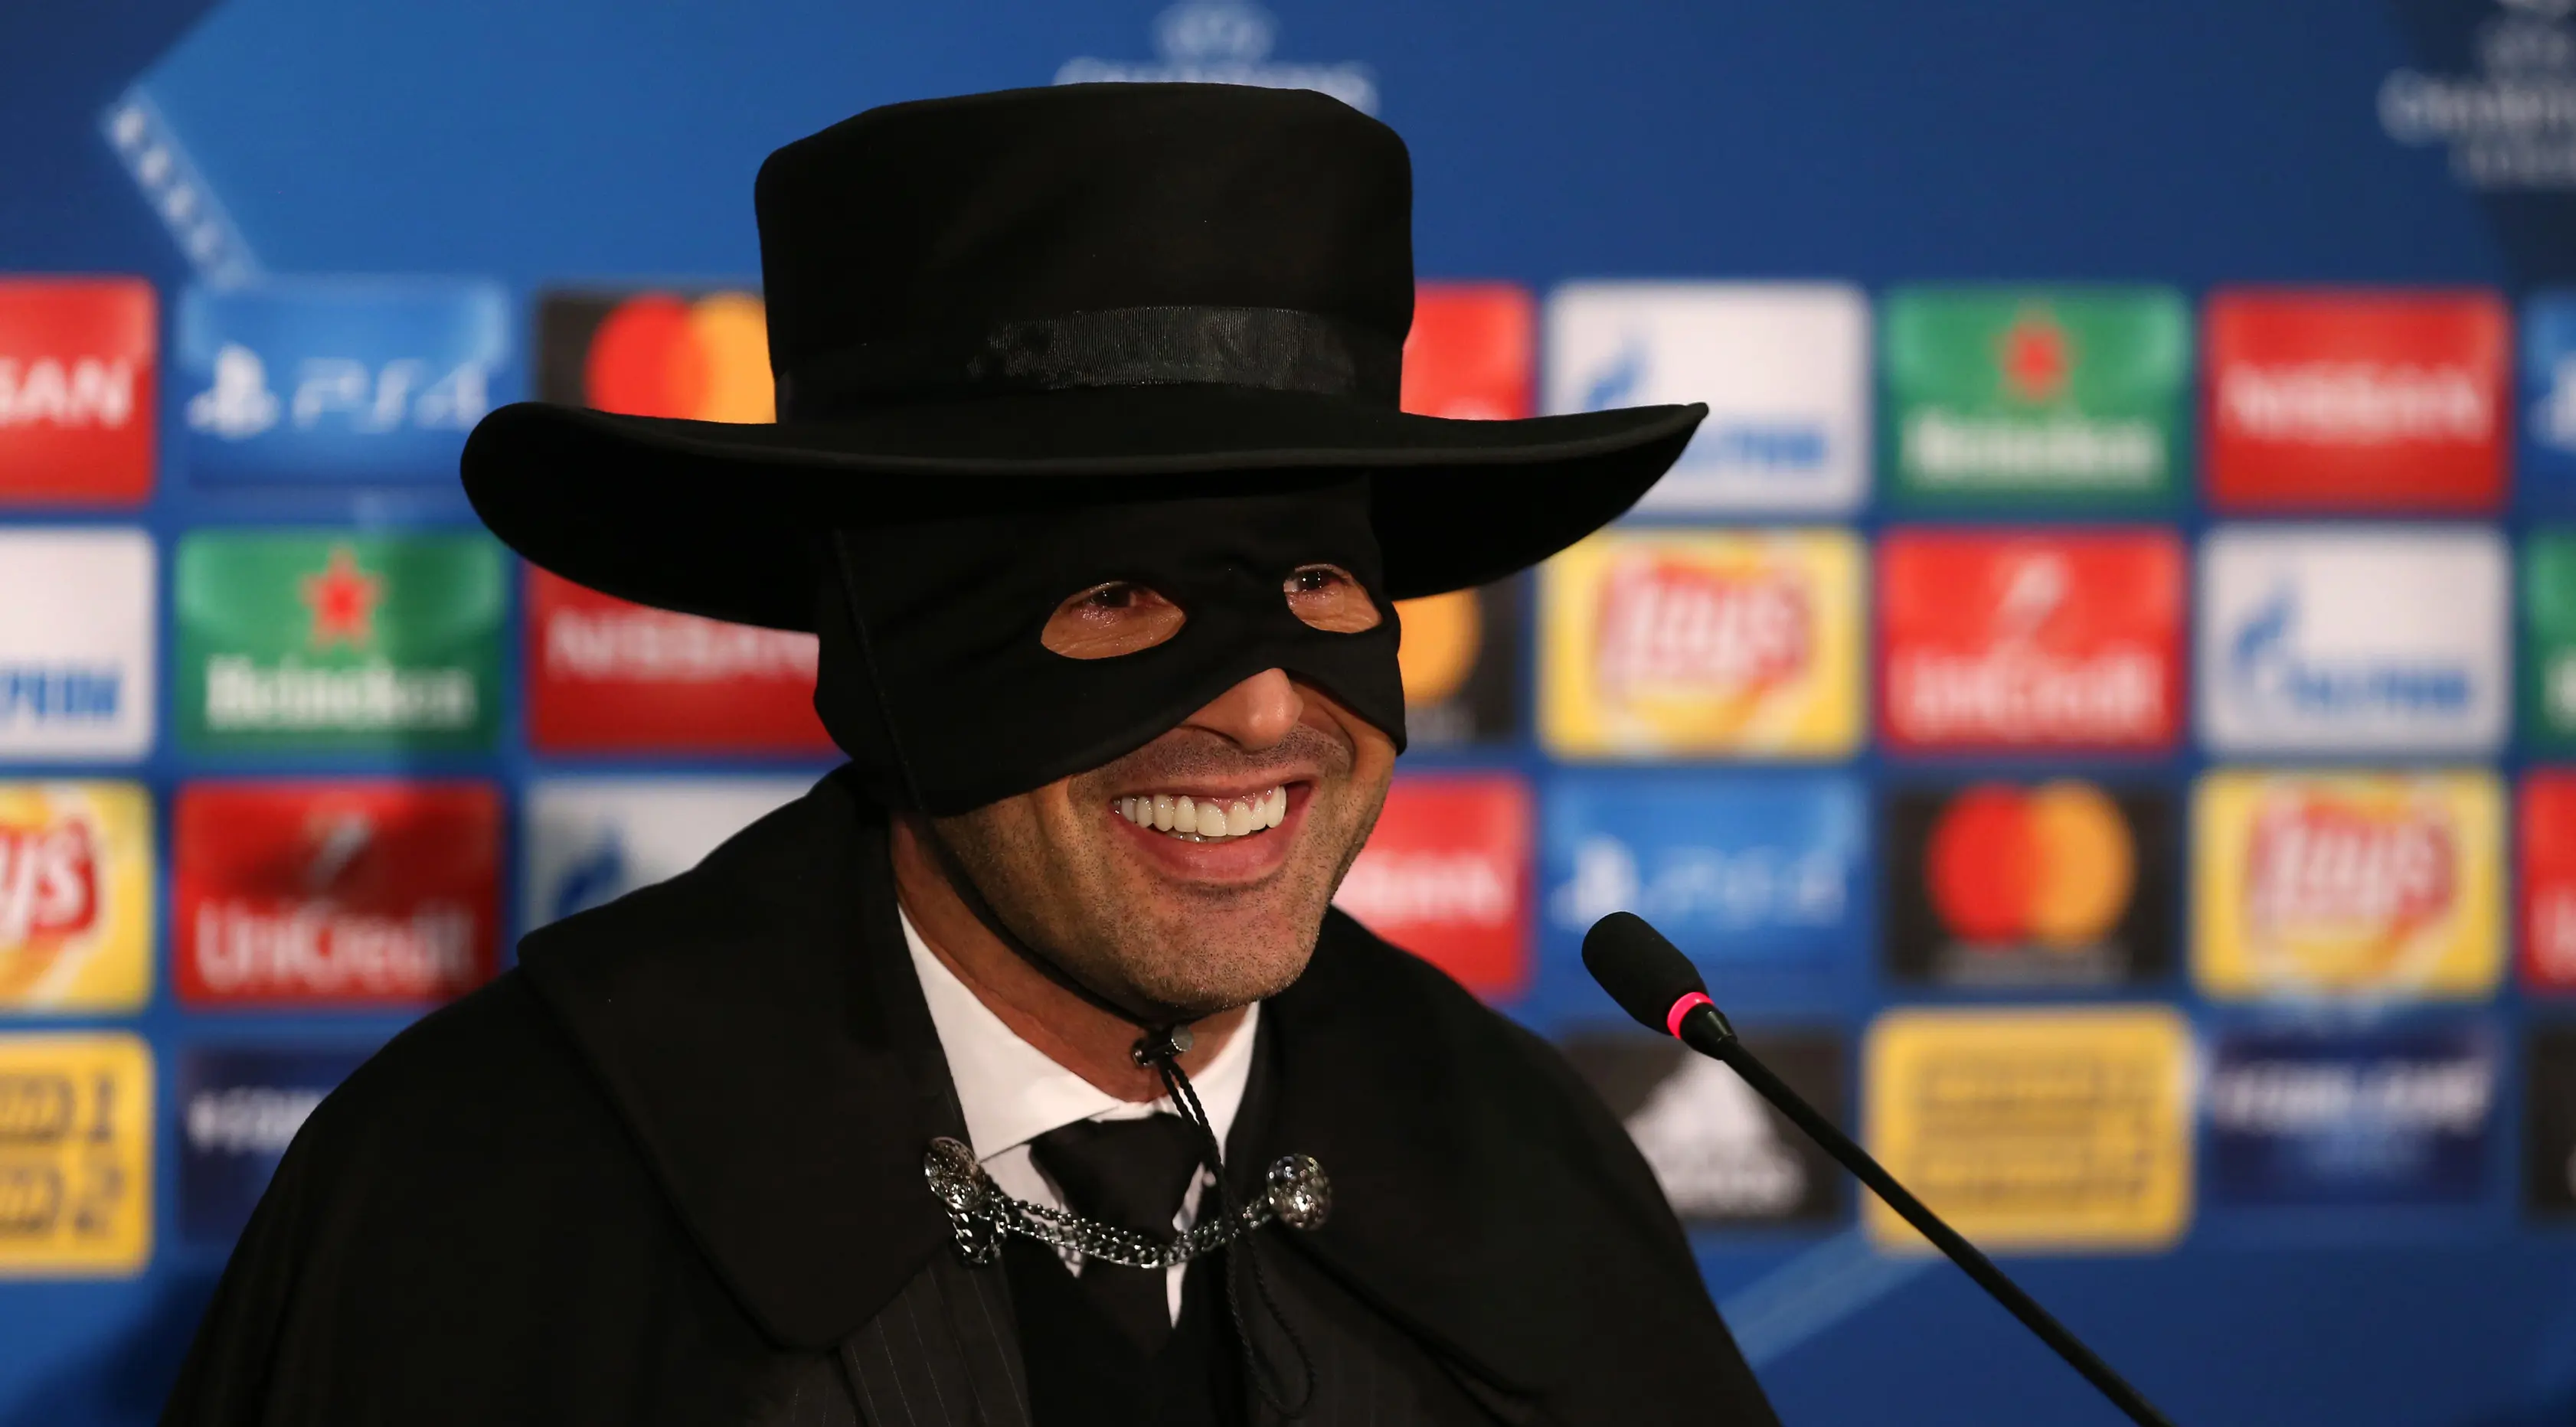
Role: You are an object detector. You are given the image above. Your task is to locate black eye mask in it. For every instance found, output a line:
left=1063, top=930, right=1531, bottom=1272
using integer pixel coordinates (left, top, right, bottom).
left=812, top=478, right=1407, bottom=816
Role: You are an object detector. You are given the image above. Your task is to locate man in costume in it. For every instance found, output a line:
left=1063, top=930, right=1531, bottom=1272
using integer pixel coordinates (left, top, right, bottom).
left=163, top=83, right=1780, bottom=1427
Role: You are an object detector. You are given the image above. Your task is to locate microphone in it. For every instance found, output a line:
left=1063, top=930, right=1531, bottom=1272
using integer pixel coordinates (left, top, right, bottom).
left=1581, top=912, right=2178, bottom=1427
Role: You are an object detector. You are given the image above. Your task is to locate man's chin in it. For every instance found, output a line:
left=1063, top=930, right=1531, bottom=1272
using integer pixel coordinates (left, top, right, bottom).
left=1115, top=941, right=1318, bottom=1024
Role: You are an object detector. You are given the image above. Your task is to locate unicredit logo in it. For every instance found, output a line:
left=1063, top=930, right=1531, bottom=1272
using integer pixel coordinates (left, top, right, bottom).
left=2218, top=361, right=2491, bottom=444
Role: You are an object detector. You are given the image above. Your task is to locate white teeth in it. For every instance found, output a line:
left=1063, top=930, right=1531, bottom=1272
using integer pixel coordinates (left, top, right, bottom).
left=1113, top=786, right=1290, bottom=841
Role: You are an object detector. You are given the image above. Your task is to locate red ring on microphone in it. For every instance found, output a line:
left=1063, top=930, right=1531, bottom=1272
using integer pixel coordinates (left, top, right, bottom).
left=1665, top=991, right=1715, bottom=1041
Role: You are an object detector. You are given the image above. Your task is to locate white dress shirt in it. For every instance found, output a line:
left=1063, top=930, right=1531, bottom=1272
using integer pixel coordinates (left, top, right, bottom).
left=901, top=906, right=1257, bottom=1324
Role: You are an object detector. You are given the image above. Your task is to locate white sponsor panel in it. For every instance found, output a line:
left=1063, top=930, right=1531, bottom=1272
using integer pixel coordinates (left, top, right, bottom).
left=2198, top=527, right=2508, bottom=755
left=0, top=529, right=155, bottom=759
left=1545, top=282, right=1868, bottom=515
left=521, top=777, right=816, bottom=931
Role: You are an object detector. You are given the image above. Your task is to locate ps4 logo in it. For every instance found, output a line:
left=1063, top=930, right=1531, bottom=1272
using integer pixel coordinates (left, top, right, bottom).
left=2225, top=585, right=2473, bottom=720
left=1549, top=834, right=1848, bottom=933
left=186, top=343, right=489, bottom=440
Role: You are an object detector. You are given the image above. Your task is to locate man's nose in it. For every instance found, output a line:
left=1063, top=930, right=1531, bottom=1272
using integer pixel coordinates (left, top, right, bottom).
left=1184, top=668, right=1303, bottom=750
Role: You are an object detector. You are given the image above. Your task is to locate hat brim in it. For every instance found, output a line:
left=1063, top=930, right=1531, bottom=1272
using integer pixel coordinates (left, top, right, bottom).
left=461, top=384, right=1705, bottom=630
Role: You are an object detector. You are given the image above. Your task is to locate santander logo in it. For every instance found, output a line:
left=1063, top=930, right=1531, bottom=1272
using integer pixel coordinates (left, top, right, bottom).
left=1595, top=558, right=1811, bottom=695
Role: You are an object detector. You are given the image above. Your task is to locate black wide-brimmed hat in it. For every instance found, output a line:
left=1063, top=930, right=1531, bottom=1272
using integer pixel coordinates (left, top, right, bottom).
left=463, top=83, right=1704, bottom=632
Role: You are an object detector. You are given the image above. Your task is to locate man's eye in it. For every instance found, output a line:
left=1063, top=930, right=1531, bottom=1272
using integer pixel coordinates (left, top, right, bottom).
left=1041, top=580, right=1185, bottom=659
left=1283, top=563, right=1381, bottom=634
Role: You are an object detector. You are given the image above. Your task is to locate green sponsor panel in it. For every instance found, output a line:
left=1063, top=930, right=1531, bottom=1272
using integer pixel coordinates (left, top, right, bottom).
left=2529, top=531, right=2576, bottom=749
left=1881, top=285, right=2189, bottom=504
left=175, top=530, right=505, bottom=753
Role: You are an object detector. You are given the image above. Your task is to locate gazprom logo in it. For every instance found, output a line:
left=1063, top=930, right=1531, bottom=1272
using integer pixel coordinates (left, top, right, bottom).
left=2225, top=584, right=2473, bottom=720
left=0, top=666, right=123, bottom=728
left=1578, top=333, right=1829, bottom=475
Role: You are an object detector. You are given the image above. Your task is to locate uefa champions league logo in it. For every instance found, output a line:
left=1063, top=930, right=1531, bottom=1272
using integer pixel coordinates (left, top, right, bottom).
left=1056, top=2, right=1378, bottom=114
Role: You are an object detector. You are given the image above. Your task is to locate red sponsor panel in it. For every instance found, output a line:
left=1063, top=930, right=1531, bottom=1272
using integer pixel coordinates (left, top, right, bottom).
left=2526, top=772, right=2576, bottom=991
left=0, top=277, right=156, bottom=505
left=1877, top=529, right=2183, bottom=753
left=1402, top=284, right=1534, bottom=420
left=1332, top=773, right=1532, bottom=998
left=174, top=781, right=502, bottom=1007
left=2203, top=289, right=2507, bottom=511
left=525, top=567, right=834, bottom=753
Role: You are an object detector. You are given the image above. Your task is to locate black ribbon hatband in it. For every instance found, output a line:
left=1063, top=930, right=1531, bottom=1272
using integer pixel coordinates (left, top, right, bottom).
left=776, top=304, right=1403, bottom=414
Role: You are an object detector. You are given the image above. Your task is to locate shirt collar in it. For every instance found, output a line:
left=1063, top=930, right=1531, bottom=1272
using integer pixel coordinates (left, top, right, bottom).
left=899, top=904, right=1258, bottom=1161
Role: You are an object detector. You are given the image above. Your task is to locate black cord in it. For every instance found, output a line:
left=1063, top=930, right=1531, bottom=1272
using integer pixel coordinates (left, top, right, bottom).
left=1140, top=1034, right=1317, bottom=1419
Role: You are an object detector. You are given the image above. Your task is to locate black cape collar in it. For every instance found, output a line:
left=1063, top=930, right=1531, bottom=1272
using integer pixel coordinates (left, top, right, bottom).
left=516, top=767, right=1578, bottom=1394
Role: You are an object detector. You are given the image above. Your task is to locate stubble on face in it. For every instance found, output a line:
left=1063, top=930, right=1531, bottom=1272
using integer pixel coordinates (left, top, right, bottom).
left=930, top=709, right=1394, bottom=1020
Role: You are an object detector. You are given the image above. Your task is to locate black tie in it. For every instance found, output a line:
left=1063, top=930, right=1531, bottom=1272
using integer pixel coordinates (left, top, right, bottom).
left=1028, top=1115, right=1210, bottom=1356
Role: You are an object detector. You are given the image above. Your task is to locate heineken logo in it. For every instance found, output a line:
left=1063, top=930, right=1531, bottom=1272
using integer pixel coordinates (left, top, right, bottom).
left=302, top=546, right=381, bottom=648
left=1998, top=309, right=2071, bottom=403
left=176, top=531, right=503, bottom=753
left=1883, top=286, right=2187, bottom=501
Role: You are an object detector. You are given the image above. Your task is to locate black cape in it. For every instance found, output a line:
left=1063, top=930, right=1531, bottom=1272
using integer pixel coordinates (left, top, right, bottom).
left=162, top=768, right=1780, bottom=1426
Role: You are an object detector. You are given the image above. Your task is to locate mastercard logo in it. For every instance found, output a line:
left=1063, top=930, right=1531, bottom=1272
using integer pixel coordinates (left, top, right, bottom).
left=1926, top=781, right=2133, bottom=949
left=1396, top=590, right=1482, bottom=706
left=583, top=292, right=773, bottom=423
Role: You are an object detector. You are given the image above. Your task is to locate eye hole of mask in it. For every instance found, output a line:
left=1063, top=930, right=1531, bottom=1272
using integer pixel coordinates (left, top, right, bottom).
left=1285, top=563, right=1383, bottom=634
left=1040, top=580, right=1188, bottom=660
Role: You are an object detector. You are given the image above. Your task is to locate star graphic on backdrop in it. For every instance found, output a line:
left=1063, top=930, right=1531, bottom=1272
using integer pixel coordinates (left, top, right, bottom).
left=1998, top=309, right=2072, bottom=404
left=302, top=546, right=384, bottom=648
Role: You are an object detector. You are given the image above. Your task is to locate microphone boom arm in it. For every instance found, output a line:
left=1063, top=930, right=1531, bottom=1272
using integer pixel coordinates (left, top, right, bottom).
left=1678, top=1008, right=2178, bottom=1427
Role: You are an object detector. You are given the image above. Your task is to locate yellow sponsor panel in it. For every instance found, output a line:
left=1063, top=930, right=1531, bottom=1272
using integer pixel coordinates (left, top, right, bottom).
left=1538, top=528, right=1864, bottom=757
left=1865, top=1007, right=2191, bottom=1252
left=2192, top=769, right=2503, bottom=1000
left=0, top=782, right=152, bottom=1013
left=0, top=1033, right=152, bottom=1275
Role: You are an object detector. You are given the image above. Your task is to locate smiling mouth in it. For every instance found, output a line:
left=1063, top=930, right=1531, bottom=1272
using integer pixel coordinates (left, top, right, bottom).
left=1112, top=785, right=1290, bottom=843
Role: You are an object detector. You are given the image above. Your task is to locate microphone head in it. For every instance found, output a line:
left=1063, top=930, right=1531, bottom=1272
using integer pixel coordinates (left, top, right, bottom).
left=1581, top=912, right=1711, bottom=1037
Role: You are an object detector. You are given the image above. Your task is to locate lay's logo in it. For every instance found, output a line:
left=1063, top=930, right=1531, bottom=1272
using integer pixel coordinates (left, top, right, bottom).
left=0, top=820, right=96, bottom=950
left=0, top=783, right=150, bottom=1012
left=1541, top=530, right=1862, bottom=758
left=2245, top=795, right=2454, bottom=948
left=1594, top=560, right=1811, bottom=698
left=2195, top=771, right=2502, bottom=1000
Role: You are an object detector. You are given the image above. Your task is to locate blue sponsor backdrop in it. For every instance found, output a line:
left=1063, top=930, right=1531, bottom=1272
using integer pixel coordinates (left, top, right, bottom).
left=3, top=2, right=2574, bottom=1425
